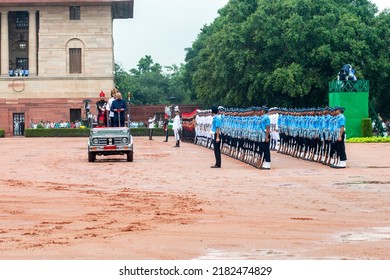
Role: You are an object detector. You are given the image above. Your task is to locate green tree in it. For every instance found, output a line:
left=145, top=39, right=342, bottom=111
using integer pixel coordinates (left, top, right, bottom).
left=183, top=0, right=389, bottom=113
left=165, top=64, right=195, bottom=104
left=366, top=9, right=390, bottom=118
left=115, top=56, right=194, bottom=106
left=115, top=57, right=169, bottom=105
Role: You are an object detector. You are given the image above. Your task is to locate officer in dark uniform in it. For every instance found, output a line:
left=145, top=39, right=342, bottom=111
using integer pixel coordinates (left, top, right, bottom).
left=260, top=106, right=271, bottom=170
left=210, top=106, right=222, bottom=168
left=331, top=107, right=347, bottom=168
left=110, top=93, right=127, bottom=127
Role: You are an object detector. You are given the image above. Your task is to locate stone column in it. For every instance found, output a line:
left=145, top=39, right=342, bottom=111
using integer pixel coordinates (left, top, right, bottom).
left=1, top=11, right=9, bottom=76
left=28, top=10, right=37, bottom=76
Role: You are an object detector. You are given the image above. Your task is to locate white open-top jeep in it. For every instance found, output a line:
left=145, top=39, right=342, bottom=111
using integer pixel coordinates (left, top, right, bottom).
left=87, top=127, right=134, bottom=162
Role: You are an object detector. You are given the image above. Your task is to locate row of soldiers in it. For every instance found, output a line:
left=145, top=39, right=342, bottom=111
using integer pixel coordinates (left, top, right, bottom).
left=277, top=106, right=347, bottom=168
left=194, top=106, right=347, bottom=169
left=195, top=106, right=272, bottom=169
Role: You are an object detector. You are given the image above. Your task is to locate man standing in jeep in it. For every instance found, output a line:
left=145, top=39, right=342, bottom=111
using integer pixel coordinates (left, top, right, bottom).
left=110, top=92, right=127, bottom=127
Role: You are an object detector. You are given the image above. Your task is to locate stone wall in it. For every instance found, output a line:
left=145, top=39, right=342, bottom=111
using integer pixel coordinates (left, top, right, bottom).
left=1, top=4, right=115, bottom=99
left=1, top=77, right=114, bottom=98
left=38, top=5, right=113, bottom=77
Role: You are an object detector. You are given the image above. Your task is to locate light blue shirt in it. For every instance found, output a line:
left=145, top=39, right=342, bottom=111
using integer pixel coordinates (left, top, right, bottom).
left=338, top=114, right=346, bottom=128
left=211, top=114, right=221, bottom=133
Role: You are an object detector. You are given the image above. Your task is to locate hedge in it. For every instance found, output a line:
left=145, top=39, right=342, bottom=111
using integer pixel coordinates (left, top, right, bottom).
left=24, top=127, right=174, bottom=137
left=0, top=129, right=4, bottom=137
left=129, top=128, right=174, bottom=137
left=361, top=118, right=373, bottom=137
left=25, top=128, right=91, bottom=137
left=346, top=136, right=390, bottom=143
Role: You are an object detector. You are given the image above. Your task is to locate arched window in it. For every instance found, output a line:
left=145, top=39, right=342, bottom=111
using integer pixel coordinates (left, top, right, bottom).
left=69, top=48, right=81, bottom=73
left=66, top=38, right=84, bottom=74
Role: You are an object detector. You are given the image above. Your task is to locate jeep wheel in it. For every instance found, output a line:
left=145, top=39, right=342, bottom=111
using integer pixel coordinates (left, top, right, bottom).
left=127, top=151, right=133, bottom=162
left=88, top=152, right=96, bottom=162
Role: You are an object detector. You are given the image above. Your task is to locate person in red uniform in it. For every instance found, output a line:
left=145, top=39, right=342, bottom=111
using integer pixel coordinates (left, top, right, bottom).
left=96, top=91, right=107, bottom=126
left=96, top=115, right=106, bottom=128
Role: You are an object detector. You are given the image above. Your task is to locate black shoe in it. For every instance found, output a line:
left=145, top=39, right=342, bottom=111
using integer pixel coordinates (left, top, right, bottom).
left=210, top=165, right=221, bottom=168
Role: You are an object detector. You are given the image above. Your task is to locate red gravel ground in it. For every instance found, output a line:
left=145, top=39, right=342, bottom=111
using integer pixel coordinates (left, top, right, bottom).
left=0, top=137, right=389, bottom=259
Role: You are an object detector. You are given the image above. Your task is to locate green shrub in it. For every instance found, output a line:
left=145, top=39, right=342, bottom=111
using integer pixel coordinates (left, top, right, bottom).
left=0, top=129, right=4, bottom=137
left=129, top=128, right=174, bottom=137
left=346, top=136, right=390, bottom=143
left=25, top=128, right=90, bottom=137
left=361, top=118, right=373, bottom=137
left=24, top=127, right=174, bottom=137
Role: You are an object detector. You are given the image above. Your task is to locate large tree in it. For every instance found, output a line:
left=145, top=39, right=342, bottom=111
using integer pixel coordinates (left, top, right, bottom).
left=367, top=9, right=390, bottom=117
left=183, top=0, right=389, bottom=115
left=114, top=56, right=195, bottom=106
left=115, top=56, right=169, bottom=105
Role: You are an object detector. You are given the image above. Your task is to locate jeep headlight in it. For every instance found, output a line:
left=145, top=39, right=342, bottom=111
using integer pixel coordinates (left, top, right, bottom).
left=92, top=138, right=99, bottom=144
left=121, top=137, right=128, bottom=144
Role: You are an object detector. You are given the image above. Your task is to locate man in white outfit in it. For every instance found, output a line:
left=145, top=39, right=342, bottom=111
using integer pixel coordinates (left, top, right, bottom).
left=172, top=106, right=182, bottom=147
left=106, top=89, right=116, bottom=127
left=148, top=115, right=156, bottom=140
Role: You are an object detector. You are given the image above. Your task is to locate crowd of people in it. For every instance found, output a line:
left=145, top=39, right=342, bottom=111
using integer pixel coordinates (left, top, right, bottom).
left=29, top=119, right=84, bottom=129
left=188, top=105, right=348, bottom=169
left=9, top=68, right=29, bottom=77
left=13, top=120, right=25, bottom=136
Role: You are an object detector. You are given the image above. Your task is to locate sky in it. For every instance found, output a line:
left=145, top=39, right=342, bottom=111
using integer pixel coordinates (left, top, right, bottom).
left=113, top=0, right=228, bottom=70
left=113, top=0, right=389, bottom=71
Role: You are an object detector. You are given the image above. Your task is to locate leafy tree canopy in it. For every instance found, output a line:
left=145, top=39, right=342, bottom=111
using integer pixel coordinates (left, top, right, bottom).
left=114, top=55, right=194, bottom=105
left=183, top=0, right=389, bottom=117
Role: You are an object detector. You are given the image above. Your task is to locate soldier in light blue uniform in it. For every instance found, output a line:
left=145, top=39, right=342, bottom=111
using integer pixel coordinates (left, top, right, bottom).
left=302, top=109, right=310, bottom=158
left=308, top=110, right=316, bottom=160
left=293, top=109, right=304, bottom=158
left=328, top=107, right=340, bottom=166
left=219, top=106, right=228, bottom=154
left=242, top=108, right=256, bottom=164
left=255, top=107, right=265, bottom=166
left=322, top=107, right=332, bottom=164
left=236, top=111, right=247, bottom=161
left=210, top=106, right=222, bottom=168
left=312, top=108, right=325, bottom=163
left=278, top=108, right=288, bottom=154
left=317, top=108, right=327, bottom=163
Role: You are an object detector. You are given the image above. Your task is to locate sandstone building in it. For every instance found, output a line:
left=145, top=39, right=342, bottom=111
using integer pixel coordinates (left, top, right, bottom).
left=0, top=0, right=133, bottom=135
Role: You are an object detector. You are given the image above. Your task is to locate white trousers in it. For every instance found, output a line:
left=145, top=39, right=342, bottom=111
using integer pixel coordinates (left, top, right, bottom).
left=174, top=129, right=180, bottom=141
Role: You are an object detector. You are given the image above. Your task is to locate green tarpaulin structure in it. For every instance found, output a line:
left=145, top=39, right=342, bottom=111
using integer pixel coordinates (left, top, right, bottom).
left=328, top=80, right=369, bottom=138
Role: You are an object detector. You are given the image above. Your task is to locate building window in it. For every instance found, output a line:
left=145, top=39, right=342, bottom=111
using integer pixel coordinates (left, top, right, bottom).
left=16, top=58, right=29, bottom=70
left=70, top=6, right=81, bottom=20
left=16, top=11, right=29, bottom=29
left=69, top=48, right=82, bottom=74
left=13, top=113, right=25, bottom=136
